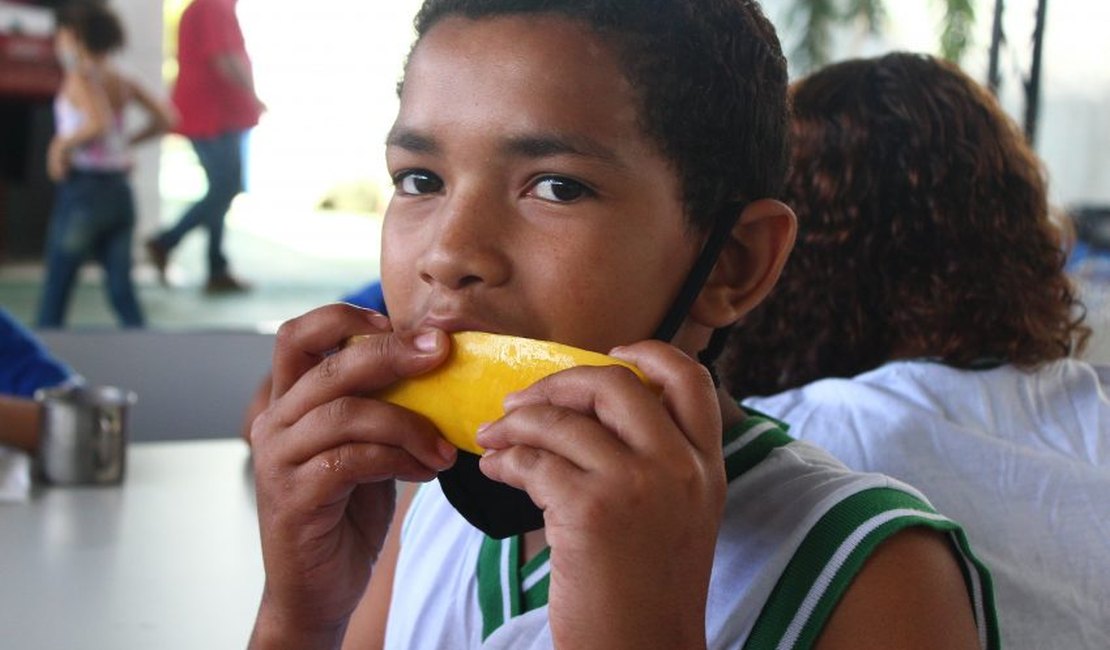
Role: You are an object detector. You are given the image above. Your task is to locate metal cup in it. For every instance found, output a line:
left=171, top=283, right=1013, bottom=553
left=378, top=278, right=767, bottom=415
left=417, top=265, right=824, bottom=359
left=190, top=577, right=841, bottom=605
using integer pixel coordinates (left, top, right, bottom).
left=35, top=383, right=136, bottom=485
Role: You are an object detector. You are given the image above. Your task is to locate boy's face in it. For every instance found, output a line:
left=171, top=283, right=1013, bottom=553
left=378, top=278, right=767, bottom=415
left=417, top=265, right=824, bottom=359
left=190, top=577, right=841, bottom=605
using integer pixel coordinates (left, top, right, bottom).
left=381, top=15, right=702, bottom=354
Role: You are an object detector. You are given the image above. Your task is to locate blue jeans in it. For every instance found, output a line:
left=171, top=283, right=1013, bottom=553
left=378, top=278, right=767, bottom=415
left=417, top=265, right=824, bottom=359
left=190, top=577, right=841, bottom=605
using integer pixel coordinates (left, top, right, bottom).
left=154, top=130, right=246, bottom=278
left=37, top=171, right=145, bottom=328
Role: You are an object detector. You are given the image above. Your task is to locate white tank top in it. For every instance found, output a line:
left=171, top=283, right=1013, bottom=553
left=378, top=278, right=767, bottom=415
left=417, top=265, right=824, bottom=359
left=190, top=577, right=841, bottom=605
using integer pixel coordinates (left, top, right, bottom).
left=384, top=411, right=999, bottom=649
left=54, top=82, right=131, bottom=173
left=745, top=359, right=1110, bottom=649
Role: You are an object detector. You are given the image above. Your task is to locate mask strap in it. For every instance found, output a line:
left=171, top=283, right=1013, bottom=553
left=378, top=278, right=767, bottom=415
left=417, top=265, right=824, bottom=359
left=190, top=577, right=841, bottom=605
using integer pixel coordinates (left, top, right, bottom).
left=651, top=207, right=740, bottom=342
left=651, top=207, right=742, bottom=385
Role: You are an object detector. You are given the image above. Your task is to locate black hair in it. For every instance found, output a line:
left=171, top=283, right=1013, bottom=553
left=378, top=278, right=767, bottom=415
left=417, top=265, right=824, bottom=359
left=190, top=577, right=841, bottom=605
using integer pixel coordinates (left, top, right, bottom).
left=56, top=0, right=125, bottom=55
left=408, top=0, right=789, bottom=233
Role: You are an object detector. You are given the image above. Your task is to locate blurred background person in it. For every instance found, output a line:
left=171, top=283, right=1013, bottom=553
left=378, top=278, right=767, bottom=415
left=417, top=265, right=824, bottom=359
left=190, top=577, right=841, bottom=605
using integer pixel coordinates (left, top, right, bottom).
left=146, top=0, right=263, bottom=294
left=36, top=0, right=172, bottom=328
left=1, top=306, right=77, bottom=501
left=722, top=52, right=1109, bottom=649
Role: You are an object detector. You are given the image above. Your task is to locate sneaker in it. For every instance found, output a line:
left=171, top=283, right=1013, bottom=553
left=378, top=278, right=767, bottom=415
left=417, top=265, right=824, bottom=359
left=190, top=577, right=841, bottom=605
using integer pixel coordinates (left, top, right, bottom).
left=145, top=239, right=170, bottom=286
left=205, top=272, right=252, bottom=294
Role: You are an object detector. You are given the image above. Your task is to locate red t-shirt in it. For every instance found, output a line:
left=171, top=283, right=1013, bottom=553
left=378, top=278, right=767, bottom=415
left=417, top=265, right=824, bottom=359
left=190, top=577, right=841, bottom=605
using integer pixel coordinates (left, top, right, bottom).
left=171, top=0, right=261, bottom=138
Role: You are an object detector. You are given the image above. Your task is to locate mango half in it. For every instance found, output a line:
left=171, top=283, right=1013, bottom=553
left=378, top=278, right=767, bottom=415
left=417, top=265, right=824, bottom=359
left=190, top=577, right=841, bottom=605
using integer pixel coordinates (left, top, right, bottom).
left=360, top=331, right=646, bottom=455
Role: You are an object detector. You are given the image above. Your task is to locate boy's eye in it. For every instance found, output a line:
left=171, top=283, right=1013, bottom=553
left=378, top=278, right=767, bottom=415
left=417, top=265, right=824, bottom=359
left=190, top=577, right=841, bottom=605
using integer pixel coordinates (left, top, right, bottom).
left=529, top=176, right=593, bottom=203
left=394, top=170, right=443, bottom=195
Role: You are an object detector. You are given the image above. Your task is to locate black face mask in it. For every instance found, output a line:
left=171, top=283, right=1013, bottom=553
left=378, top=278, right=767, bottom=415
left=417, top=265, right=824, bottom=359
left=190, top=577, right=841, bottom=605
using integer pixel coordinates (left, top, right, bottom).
left=439, top=451, right=543, bottom=539
left=438, top=209, right=741, bottom=539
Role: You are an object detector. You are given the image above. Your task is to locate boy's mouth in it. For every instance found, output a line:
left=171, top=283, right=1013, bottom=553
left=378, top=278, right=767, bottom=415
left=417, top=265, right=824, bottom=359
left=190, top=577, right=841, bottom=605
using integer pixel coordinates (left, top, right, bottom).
left=418, top=314, right=504, bottom=336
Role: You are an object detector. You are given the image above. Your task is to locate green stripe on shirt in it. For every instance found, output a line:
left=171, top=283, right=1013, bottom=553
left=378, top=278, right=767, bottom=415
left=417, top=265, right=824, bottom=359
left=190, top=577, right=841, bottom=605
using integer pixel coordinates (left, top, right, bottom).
left=477, top=534, right=520, bottom=640
left=723, top=413, right=793, bottom=482
left=744, top=486, right=1000, bottom=650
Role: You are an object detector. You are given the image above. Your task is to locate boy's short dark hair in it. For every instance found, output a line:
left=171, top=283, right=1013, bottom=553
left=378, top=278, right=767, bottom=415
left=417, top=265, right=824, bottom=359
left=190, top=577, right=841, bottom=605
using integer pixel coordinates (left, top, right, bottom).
left=56, top=1, right=125, bottom=55
left=410, top=0, right=789, bottom=233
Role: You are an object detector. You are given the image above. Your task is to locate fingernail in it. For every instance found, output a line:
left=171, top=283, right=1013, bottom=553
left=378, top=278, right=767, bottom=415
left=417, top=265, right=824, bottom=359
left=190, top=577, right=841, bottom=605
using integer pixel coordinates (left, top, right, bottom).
left=609, top=345, right=632, bottom=360
left=413, top=330, right=440, bottom=352
left=475, top=422, right=491, bottom=444
left=436, top=438, right=457, bottom=464
left=366, top=311, right=390, bottom=329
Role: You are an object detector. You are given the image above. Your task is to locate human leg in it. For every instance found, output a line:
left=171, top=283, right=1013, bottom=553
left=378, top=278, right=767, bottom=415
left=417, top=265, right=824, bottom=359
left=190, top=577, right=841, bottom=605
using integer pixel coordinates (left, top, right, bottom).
left=200, top=131, right=252, bottom=292
left=36, top=178, right=93, bottom=327
left=97, top=177, right=145, bottom=327
left=198, top=131, right=248, bottom=285
left=149, top=131, right=245, bottom=283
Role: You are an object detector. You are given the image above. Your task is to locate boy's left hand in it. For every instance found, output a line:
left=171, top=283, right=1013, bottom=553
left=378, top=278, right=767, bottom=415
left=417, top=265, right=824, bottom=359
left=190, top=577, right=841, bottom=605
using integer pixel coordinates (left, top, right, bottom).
left=477, top=340, right=726, bottom=650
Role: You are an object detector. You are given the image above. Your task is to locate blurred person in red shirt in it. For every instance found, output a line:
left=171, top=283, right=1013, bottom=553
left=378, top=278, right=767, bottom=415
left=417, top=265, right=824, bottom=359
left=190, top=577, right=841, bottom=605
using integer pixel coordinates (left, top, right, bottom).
left=147, top=0, right=263, bottom=294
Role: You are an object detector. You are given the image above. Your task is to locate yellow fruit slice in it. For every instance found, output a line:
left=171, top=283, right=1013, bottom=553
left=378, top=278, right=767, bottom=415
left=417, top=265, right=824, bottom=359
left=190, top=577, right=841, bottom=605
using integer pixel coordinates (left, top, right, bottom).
left=360, top=331, right=647, bottom=455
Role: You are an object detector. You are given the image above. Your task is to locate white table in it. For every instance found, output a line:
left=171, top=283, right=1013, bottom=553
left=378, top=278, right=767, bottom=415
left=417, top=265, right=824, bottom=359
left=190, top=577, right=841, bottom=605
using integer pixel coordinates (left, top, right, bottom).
left=0, top=440, right=264, bottom=649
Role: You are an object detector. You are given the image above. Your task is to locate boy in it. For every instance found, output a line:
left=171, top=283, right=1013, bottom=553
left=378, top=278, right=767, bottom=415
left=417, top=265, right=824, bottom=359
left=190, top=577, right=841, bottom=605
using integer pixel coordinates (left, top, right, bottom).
left=248, top=1, right=997, bottom=648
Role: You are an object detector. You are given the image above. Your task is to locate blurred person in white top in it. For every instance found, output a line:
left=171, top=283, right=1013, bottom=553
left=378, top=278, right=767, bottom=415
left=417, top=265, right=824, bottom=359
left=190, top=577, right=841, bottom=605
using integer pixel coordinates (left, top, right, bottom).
left=722, top=52, right=1109, bottom=650
left=36, top=0, right=171, bottom=328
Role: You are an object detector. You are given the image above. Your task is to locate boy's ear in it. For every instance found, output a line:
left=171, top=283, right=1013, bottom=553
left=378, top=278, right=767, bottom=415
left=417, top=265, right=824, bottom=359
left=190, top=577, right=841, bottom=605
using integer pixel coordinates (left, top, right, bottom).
left=689, top=199, right=797, bottom=329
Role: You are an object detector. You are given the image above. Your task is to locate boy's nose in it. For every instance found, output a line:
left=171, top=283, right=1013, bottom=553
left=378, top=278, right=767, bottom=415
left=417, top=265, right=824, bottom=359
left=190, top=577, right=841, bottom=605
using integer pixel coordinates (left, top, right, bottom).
left=417, top=189, right=511, bottom=291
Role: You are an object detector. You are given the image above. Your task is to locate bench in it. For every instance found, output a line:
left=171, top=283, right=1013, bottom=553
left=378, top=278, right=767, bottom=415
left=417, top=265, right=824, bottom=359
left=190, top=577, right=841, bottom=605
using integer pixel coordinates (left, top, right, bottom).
left=35, top=328, right=275, bottom=442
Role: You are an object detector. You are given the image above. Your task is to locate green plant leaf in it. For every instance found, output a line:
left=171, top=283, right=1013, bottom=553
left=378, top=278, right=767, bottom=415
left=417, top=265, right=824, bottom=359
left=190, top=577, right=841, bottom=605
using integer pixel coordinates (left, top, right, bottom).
left=842, top=0, right=886, bottom=34
left=938, top=0, right=976, bottom=62
left=788, top=0, right=838, bottom=73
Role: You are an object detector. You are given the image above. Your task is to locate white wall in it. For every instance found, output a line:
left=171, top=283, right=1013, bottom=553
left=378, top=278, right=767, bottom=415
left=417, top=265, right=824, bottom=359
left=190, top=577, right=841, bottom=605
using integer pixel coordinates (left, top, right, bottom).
left=111, top=1, right=165, bottom=240
left=235, top=0, right=421, bottom=212
left=1029, top=1, right=1110, bottom=208
left=764, top=0, right=1110, bottom=209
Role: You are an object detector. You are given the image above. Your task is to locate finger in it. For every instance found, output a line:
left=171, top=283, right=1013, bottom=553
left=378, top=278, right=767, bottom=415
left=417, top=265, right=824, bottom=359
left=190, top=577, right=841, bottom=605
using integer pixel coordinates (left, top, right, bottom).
left=479, top=444, right=581, bottom=512
left=476, top=403, right=628, bottom=473
left=271, top=328, right=448, bottom=430
left=270, top=303, right=392, bottom=398
left=609, top=341, right=722, bottom=456
left=501, top=363, right=686, bottom=457
left=290, top=443, right=442, bottom=512
left=258, top=395, right=456, bottom=471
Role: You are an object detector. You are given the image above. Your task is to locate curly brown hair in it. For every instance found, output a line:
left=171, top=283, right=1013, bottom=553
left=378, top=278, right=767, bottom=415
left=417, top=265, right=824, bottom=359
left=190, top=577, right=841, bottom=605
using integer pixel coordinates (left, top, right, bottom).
left=721, top=52, right=1089, bottom=398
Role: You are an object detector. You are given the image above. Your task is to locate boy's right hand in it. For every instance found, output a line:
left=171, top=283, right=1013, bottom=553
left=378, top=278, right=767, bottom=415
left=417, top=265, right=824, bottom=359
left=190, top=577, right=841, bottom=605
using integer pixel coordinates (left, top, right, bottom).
left=248, top=304, right=457, bottom=649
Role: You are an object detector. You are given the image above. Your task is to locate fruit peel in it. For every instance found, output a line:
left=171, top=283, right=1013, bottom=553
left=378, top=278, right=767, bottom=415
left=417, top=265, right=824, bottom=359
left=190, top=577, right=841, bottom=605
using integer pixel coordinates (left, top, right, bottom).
left=361, top=331, right=647, bottom=454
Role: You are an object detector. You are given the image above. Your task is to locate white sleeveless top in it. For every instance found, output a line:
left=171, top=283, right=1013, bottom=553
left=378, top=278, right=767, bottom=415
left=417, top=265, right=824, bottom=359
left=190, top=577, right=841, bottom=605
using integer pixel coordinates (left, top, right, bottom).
left=745, top=359, right=1110, bottom=649
left=384, top=412, right=999, bottom=649
left=54, top=82, right=131, bottom=173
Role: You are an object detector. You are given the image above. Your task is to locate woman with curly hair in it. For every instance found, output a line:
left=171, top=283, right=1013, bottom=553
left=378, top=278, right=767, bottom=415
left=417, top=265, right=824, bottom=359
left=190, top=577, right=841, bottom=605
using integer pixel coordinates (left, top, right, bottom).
left=722, top=52, right=1108, bottom=648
